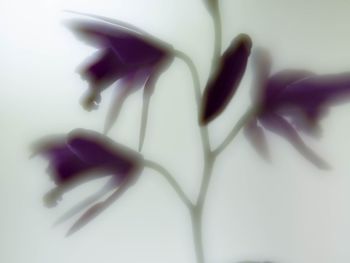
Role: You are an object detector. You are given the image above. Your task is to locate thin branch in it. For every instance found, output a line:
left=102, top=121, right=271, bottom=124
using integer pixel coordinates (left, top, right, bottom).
left=195, top=154, right=215, bottom=210
left=174, top=50, right=201, bottom=107
left=213, top=107, right=257, bottom=156
left=189, top=4, right=222, bottom=262
left=143, top=159, right=193, bottom=209
left=196, top=0, right=222, bottom=208
left=174, top=50, right=212, bottom=154
left=211, top=2, right=222, bottom=70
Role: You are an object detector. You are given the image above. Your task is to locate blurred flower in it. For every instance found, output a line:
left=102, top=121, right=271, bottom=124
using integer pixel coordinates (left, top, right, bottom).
left=33, top=128, right=143, bottom=235
left=203, top=0, right=218, bottom=17
left=201, top=34, right=252, bottom=125
left=65, top=12, right=174, bottom=149
left=245, top=48, right=350, bottom=168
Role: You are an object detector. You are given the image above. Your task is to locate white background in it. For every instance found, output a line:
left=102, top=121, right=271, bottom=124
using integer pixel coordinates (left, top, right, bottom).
left=1, top=0, right=350, bottom=262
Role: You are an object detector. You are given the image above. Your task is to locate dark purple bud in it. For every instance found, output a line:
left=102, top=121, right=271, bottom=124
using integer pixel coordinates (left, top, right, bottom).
left=201, top=34, right=252, bottom=125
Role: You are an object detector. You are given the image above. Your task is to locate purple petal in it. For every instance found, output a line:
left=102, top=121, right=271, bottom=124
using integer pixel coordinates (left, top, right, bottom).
left=259, top=113, right=330, bottom=169
left=103, top=86, right=133, bottom=135
left=66, top=202, right=104, bottom=236
left=66, top=177, right=133, bottom=236
left=66, top=19, right=170, bottom=66
left=54, top=179, right=115, bottom=225
left=67, top=129, right=142, bottom=174
left=277, top=72, right=350, bottom=123
left=80, top=49, right=124, bottom=88
left=37, top=129, right=143, bottom=194
left=41, top=143, right=92, bottom=184
left=201, top=34, right=252, bottom=125
left=263, top=70, right=314, bottom=108
left=138, top=92, right=151, bottom=151
left=244, top=118, right=270, bottom=161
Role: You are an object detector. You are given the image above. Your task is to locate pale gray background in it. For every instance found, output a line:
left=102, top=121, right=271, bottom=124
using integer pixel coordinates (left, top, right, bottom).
left=1, top=0, right=350, bottom=262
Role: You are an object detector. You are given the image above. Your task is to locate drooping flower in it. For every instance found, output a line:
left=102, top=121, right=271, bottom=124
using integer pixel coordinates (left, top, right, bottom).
left=245, top=48, right=350, bottom=168
left=201, top=34, right=252, bottom=125
left=65, top=12, right=174, bottom=150
left=33, top=128, right=144, bottom=235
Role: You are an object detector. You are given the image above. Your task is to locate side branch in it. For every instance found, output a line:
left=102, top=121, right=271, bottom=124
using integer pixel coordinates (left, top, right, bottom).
left=174, top=50, right=212, bottom=153
left=213, top=107, right=257, bottom=156
left=174, top=50, right=202, bottom=108
left=144, top=159, right=193, bottom=209
left=211, top=2, right=222, bottom=69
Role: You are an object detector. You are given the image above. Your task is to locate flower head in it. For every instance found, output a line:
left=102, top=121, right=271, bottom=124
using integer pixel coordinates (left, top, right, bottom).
left=34, top=129, right=143, bottom=235
left=245, top=48, right=350, bottom=168
left=65, top=12, right=174, bottom=149
left=66, top=14, right=173, bottom=110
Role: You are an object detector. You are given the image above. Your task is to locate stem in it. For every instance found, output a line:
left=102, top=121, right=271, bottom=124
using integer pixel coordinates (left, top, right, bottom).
left=189, top=2, right=222, bottom=263
left=189, top=152, right=215, bottom=263
left=174, top=2, right=223, bottom=262
left=211, top=2, right=222, bottom=71
left=174, top=50, right=212, bottom=154
left=174, top=49, right=213, bottom=263
left=174, top=2, right=228, bottom=262
left=196, top=153, right=215, bottom=211
left=191, top=208, right=205, bottom=263
left=143, top=159, right=193, bottom=209
left=213, top=107, right=257, bottom=156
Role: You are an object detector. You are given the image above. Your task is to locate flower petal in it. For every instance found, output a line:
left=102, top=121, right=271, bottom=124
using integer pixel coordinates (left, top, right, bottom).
left=67, top=129, right=143, bottom=172
left=66, top=202, right=104, bottom=236
left=66, top=177, right=134, bottom=236
left=80, top=49, right=124, bottom=91
left=278, top=72, right=350, bottom=125
left=36, top=129, right=143, bottom=201
left=54, top=177, right=117, bottom=225
left=263, top=69, right=314, bottom=108
left=66, top=19, right=170, bottom=66
left=259, top=113, right=330, bottom=169
left=103, top=84, right=134, bottom=135
left=244, top=118, right=270, bottom=161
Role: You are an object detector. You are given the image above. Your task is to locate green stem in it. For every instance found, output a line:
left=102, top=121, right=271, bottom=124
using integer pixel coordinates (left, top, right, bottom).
left=143, top=159, right=193, bottom=209
left=174, top=50, right=212, bottom=154
left=174, top=49, right=212, bottom=263
left=213, top=107, right=257, bottom=157
left=190, top=207, right=205, bottom=263
left=211, top=2, right=222, bottom=71
left=175, top=1, right=223, bottom=261
left=189, top=2, right=222, bottom=263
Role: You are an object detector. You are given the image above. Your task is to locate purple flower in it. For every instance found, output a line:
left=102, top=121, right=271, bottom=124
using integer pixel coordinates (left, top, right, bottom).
left=245, top=48, right=350, bottom=168
left=33, top=129, right=143, bottom=235
left=66, top=12, right=174, bottom=149
left=201, top=34, right=252, bottom=125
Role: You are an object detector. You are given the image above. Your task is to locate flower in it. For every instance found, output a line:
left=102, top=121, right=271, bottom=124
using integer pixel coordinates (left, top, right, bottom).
left=200, top=34, right=252, bottom=125
left=65, top=12, right=174, bottom=149
left=245, top=48, right=350, bottom=168
left=203, top=0, right=218, bottom=17
left=33, top=128, right=144, bottom=235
